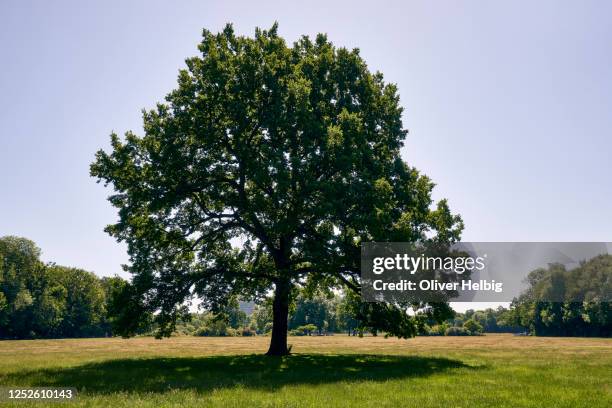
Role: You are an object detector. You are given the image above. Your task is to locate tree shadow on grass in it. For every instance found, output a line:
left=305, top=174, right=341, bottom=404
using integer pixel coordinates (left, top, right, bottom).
left=3, top=354, right=478, bottom=394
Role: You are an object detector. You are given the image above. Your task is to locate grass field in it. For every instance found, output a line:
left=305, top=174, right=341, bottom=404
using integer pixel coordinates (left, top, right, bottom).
left=0, top=334, right=610, bottom=407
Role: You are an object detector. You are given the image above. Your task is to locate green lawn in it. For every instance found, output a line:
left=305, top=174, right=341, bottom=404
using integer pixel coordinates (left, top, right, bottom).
left=0, top=335, right=610, bottom=407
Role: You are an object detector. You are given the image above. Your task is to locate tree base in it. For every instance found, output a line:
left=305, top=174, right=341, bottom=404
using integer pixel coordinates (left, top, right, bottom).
left=265, top=344, right=291, bottom=356
left=265, top=350, right=290, bottom=356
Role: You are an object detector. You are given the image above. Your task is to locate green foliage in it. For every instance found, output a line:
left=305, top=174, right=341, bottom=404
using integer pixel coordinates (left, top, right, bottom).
left=507, top=255, right=611, bottom=337
left=419, top=307, right=523, bottom=336
left=444, top=326, right=471, bottom=336
left=336, top=290, right=360, bottom=334
left=249, top=301, right=273, bottom=334
left=90, top=24, right=463, bottom=351
left=177, top=300, right=253, bottom=337
left=427, top=323, right=449, bottom=336
left=449, top=307, right=521, bottom=334
left=220, top=298, right=249, bottom=329
left=240, top=327, right=256, bottom=336
left=47, top=265, right=107, bottom=337
left=289, top=291, right=337, bottom=334
left=193, top=320, right=235, bottom=337
left=189, top=312, right=243, bottom=337
left=462, top=319, right=483, bottom=334
left=175, top=289, right=362, bottom=337
left=290, top=324, right=318, bottom=336
left=0, top=236, right=129, bottom=339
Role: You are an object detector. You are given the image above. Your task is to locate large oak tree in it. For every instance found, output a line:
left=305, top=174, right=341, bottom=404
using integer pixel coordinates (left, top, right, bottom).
left=91, top=24, right=463, bottom=355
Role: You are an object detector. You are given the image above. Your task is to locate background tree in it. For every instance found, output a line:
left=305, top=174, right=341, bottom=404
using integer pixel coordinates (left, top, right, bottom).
left=249, top=300, right=273, bottom=334
left=462, top=318, right=483, bottom=335
left=0, top=236, right=125, bottom=339
left=218, top=297, right=249, bottom=329
left=336, top=290, right=360, bottom=335
left=90, top=24, right=463, bottom=355
left=48, top=265, right=107, bottom=337
left=507, top=255, right=611, bottom=337
left=289, top=290, right=338, bottom=334
left=0, top=236, right=47, bottom=338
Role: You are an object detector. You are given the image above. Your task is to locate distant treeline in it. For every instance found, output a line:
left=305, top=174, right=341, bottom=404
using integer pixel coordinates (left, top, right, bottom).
left=1, top=236, right=610, bottom=339
left=174, top=291, right=361, bottom=337
left=504, top=255, right=611, bottom=337
left=0, top=236, right=126, bottom=339
left=423, top=307, right=523, bottom=336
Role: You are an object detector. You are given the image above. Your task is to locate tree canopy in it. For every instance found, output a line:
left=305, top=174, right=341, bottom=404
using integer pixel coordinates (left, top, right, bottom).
left=507, top=255, right=611, bottom=337
left=0, top=236, right=120, bottom=339
left=90, top=24, right=463, bottom=355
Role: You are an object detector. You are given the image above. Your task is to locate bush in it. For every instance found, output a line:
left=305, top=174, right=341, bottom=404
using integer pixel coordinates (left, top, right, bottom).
left=289, top=329, right=305, bottom=336
left=174, top=323, right=194, bottom=336
left=445, top=326, right=471, bottom=336
left=426, top=323, right=448, bottom=336
left=419, top=323, right=431, bottom=336
left=193, top=324, right=252, bottom=337
left=194, top=326, right=218, bottom=337
left=289, top=324, right=318, bottom=336
left=463, top=319, right=484, bottom=334
left=241, top=327, right=256, bottom=336
left=298, top=324, right=317, bottom=335
left=194, top=319, right=231, bottom=336
left=225, top=328, right=239, bottom=337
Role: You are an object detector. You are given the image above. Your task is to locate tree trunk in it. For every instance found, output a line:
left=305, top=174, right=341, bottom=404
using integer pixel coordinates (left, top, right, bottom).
left=266, top=280, right=291, bottom=356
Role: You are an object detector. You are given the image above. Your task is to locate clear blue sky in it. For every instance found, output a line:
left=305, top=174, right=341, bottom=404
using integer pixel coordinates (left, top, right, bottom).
left=2, top=1, right=611, bottom=284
